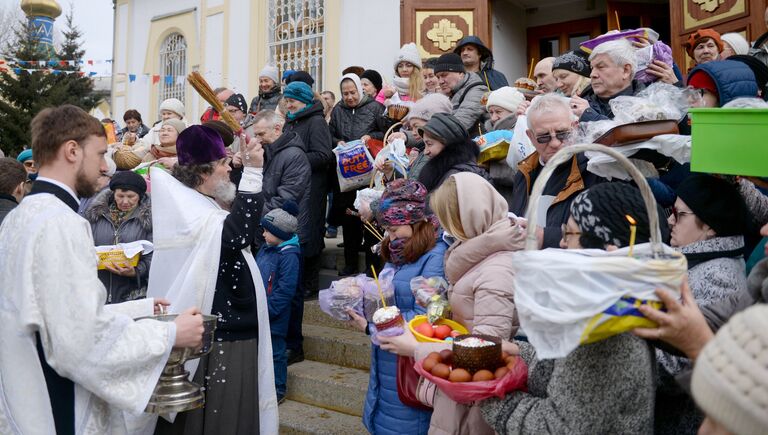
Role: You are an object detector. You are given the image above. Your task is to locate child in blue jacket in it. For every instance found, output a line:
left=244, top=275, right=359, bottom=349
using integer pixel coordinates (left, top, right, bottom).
left=256, top=200, right=302, bottom=403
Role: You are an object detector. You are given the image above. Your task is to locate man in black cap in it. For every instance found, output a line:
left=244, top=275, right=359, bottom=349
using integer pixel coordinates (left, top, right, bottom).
left=453, top=35, right=509, bottom=91
left=433, top=52, right=490, bottom=134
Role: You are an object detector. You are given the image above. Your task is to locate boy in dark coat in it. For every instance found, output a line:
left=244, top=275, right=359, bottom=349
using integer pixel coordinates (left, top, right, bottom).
left=256, top=200, right=302, bottom=403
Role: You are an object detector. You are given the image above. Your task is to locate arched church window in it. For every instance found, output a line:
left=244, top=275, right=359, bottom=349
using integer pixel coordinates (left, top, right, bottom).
left=159, top=32, right=187, bottom=105
left=268, top=0, right=325, bottom=91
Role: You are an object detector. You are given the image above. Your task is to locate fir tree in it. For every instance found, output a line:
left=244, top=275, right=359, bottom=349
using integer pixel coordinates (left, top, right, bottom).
left=0, top=6, right=97, bottom=157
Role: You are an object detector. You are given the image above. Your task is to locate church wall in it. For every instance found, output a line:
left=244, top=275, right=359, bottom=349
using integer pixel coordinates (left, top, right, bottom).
left=491, top=0, right=527, bottom=83
left=336, top=0, right=401, bottom=92
left=226, top=0, right=251, bottom=97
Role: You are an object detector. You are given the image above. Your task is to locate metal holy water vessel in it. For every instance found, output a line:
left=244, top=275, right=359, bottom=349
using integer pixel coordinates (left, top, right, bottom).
left=142, top=313, right=218, bottom=414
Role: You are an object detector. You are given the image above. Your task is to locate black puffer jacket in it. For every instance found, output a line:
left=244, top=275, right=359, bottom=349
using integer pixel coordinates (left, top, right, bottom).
left=328, top=96, right=386, bottom=144
left=580, top=80, right=645, bottom=122
left=262, top=131, right=311, bottom=244
left=249, top=87, right=283, bottom=113
left=84, top=190, right=152, bottom=303
left=283, top=100, right=334, bottom=257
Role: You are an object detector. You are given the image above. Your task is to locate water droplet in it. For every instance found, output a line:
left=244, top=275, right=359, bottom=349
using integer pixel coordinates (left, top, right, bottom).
left=221, top=366, right=226, bottom=370
left=219, top=350, right=224, bottom=354
left=221, top=379, right=226, bottom=383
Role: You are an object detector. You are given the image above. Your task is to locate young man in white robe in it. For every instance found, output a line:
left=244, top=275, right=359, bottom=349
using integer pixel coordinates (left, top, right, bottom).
left=0, top=105, right=205, bottom=435
left=149, top=125, right=279, bottom=435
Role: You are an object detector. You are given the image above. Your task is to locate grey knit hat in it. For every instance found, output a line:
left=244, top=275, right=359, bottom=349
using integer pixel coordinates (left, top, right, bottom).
left=407, top=93, right=452, bottom=122
left=692, top=304, right=768, bottom=435
left=261, top=200, right=299, bottom=241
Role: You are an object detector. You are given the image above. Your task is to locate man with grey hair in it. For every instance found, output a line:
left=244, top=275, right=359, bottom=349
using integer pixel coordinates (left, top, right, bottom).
left=509, top=94, right=603, bottom=248
left=571, top=38, right=644, bottom=121
left=249, top=110, right=310, bottom=243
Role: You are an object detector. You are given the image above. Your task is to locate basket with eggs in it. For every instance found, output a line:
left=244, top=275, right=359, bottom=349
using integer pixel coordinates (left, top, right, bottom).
left=413, top=334, right=528, bottom=404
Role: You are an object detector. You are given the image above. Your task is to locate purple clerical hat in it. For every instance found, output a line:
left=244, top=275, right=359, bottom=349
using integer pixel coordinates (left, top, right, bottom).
left=176, top=125, right=227, bottom=166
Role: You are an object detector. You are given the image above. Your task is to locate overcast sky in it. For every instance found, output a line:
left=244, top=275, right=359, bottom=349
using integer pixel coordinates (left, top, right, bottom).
left=59, top=0, right=114, bottom=76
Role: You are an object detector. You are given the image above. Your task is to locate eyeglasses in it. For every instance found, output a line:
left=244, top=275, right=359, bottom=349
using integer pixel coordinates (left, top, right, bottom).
left=561, top=224, right=582, bottom=242
left=23, top=161, right=35, bottom=168
left=671, top=206, right=695, bottom=221
left=535, top=130, right=572, bottom=145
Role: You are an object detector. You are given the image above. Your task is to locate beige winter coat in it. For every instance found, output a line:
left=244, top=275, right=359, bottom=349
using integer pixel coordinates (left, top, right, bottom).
left=414, top=172, right=525, bottom=435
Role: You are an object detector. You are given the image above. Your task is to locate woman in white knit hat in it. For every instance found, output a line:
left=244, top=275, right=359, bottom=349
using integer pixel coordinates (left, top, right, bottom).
left=720, top=33, right=751, bottom=59
left=483, top=86, right=529, bottom=204
left=249, top=64, right=283, bottom=113
left=377, top=42, right=425, bottom=105
left=134, top=98, right=189, bottom=155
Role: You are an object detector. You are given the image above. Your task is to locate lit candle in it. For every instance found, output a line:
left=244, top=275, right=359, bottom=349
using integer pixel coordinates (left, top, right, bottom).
left=626, top=214, right=637, bottom=257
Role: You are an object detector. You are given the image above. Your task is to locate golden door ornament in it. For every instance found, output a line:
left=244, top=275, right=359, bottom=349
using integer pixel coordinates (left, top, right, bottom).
left=692, top=0, right=725, bottom=13
left=426, top=18, right=464, bottom=51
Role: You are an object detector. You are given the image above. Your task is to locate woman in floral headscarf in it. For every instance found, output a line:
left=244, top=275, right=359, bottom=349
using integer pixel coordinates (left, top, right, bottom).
left=346, top=179, right=447, bottom=435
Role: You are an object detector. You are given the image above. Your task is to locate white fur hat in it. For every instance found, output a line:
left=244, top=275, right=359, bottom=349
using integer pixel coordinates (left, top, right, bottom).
left=394, top=42, right=423, bottom=71
left=721, top=33, right=750, bottom=56
left=159, top=98, right=185, bottom=118
left=259, top=64, right=280, bottom=84
left=486, top=86, right=525, bottom=113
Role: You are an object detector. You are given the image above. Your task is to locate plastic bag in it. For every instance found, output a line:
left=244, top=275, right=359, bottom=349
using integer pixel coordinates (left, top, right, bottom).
left=333, top=140, right=375, bottom=192
left=634, top=41, right=674, bottom=84
left=579, top=28, right=659, bottom=54
left=610, top=83, right=688, bottom=124
left=410, top=276, right=449, bottom=307
left=369, top=322, right=404, bottom=346
left=426, top=295, right=451, bottom=324
left=474, top=130, right=514, bottom=164
left=511, top=243, right=687, bottom=359
left=413, top=356, right=528, bottom=404
left=585, top=134, right=691, bottom=180
left=354, top=188, right=383, bottom=220
left=318, top=276, right=365, bottom=321
left=362, top=268, right=396, bottom=322
left=375, top=139, right=410, bottom=172
left=571, top=119, right=618, bottom=145
left=506, top=115, right=535, bottom=170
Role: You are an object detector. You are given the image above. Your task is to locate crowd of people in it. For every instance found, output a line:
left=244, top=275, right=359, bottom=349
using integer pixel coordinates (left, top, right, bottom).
left=1, top=23, right=768, bottom=435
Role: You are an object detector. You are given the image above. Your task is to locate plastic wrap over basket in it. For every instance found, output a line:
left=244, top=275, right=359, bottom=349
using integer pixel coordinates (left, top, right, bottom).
left=511, top=244, right=686, bottom=359
left=513, top=143, right=688, bottom=359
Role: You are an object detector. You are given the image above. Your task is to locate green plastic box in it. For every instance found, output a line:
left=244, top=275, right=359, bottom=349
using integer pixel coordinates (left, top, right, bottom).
left=689, top=108, right=768, bottom=177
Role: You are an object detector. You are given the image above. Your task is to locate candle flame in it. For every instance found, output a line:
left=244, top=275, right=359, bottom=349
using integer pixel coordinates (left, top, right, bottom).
left=625, top=214, right=637, bottom=225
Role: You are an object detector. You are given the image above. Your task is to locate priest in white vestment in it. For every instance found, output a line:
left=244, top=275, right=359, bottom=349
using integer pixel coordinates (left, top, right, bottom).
left=0, top=105, right=204, bottom=435
left=148, top=125, right=279, bottom=435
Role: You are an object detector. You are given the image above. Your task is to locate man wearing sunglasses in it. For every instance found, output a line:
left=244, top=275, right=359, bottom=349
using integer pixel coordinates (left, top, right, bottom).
left=509, top=94, right=603, bottom=248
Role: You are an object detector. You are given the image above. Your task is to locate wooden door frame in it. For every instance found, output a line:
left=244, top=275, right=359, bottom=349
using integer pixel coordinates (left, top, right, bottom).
left=526, top=16, right=604, bottom=65
left=400, top=0, right=491, bottom=48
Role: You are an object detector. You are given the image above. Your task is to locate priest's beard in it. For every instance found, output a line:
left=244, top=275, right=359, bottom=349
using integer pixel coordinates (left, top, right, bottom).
left=74, top=163, right=99, bottom=198
left=213, top=178, right=237, bottom=208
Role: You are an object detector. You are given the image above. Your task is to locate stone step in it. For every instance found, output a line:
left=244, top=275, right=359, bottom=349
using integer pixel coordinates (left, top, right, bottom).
left=286, top=360, right=369, bottom=417
left=303, top=299, right=358, bottom=331
left=278, top=400, right=366, bottom=435
left=303, top=324, right=371, bottom=370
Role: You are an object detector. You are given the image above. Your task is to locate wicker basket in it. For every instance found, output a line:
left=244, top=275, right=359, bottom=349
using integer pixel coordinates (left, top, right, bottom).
left=113, top=146, right=142, bottom=170
left=452, top=334, right=502, bottom=374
